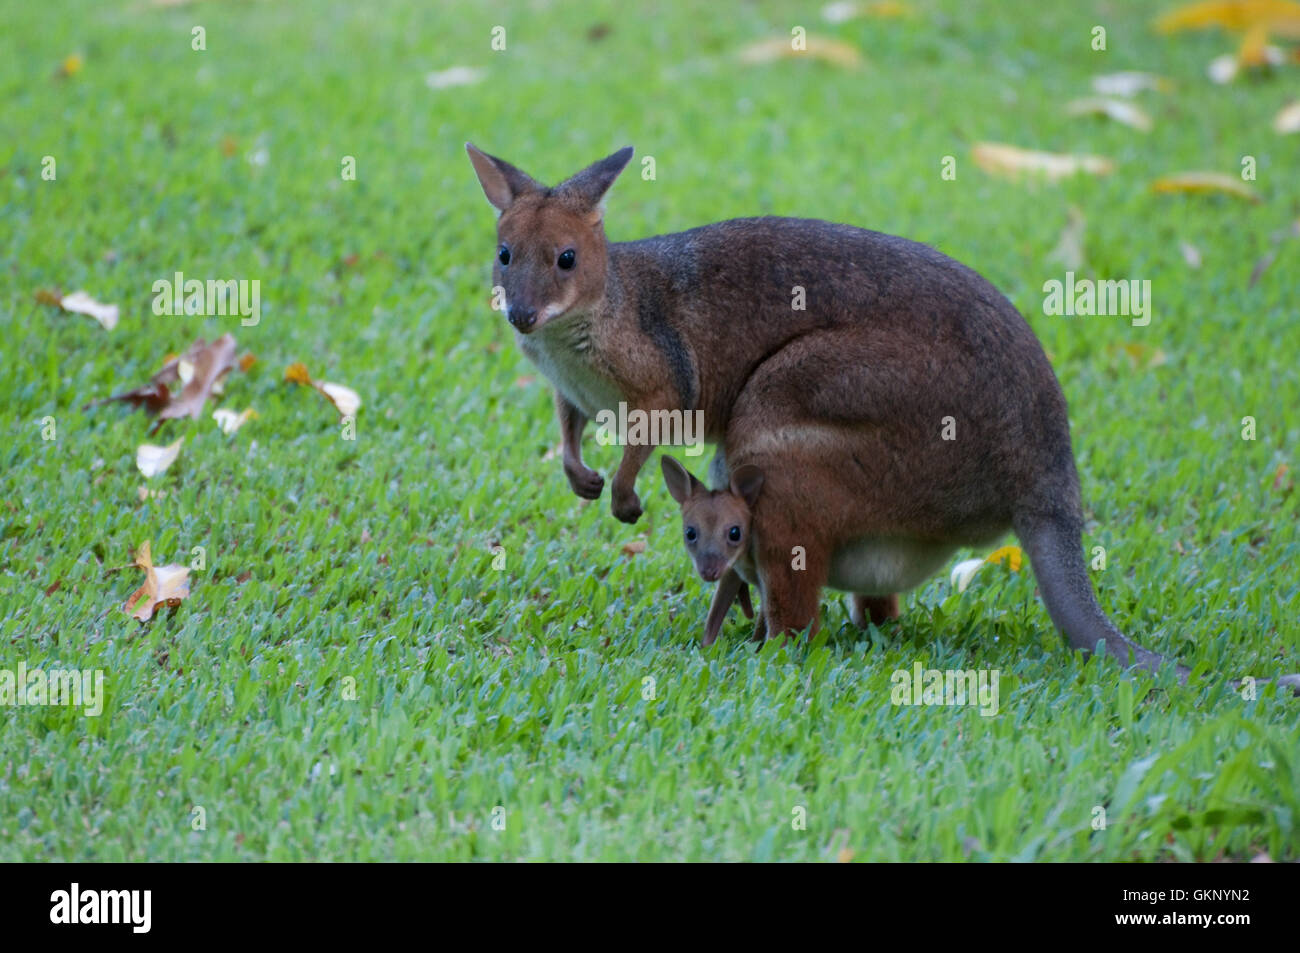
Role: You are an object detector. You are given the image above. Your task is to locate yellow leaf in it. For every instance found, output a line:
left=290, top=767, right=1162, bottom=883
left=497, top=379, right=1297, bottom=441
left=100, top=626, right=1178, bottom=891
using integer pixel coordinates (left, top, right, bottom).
left=972, top=143, right=1115, bottom=182
left=985, top=546, right=1023, bottom=572
left=1156, top=0, right=1300, bottom=33
left=1150, top=172, right=1261, bottom=202
left=284, top=362, right=313, bottom=385
left=738, top=35, right=864, bottom=69
left=59, top=53, right=83, bottom=77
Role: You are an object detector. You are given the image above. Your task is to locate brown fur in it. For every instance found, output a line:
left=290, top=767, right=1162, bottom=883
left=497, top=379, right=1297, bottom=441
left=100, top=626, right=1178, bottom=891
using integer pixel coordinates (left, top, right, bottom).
left=470, top=143, right=1300, bottom=692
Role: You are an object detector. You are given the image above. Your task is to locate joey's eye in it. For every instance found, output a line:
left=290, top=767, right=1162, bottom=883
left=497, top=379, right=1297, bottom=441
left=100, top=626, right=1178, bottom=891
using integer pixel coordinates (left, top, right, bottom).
left=557, top=249, right=576, bottom=270
left=728, top=526, right=742, bottom=543
left=685, top=526, right=698, bottom=543
left=498, top=245, right=511, bottom=266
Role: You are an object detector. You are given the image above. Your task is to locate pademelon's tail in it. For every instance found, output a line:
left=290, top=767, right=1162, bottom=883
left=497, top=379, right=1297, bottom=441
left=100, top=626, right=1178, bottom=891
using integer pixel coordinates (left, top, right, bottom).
left=1015, top=509, right=1300, bottom=695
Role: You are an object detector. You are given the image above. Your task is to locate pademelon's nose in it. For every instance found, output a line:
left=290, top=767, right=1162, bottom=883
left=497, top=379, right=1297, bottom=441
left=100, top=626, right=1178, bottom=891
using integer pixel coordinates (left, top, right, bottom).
left=508, top=306, right=537, bottom=331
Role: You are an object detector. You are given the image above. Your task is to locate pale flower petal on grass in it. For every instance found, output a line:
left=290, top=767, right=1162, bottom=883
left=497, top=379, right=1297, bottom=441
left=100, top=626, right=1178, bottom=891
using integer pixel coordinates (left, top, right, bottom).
left=59, top=290, right=119, bottom=330
left=951, top=547, right=1024, bottom=592
left=1065, top=97, right=1153, bottom=132
left=972, top=143, right=1115, bottom=182
left=136, top=438, right=182, bottom=478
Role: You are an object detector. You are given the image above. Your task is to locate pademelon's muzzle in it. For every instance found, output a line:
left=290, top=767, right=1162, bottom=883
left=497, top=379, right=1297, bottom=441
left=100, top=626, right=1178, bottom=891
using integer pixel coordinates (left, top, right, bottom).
left=507, top=306, right=537, bottom=332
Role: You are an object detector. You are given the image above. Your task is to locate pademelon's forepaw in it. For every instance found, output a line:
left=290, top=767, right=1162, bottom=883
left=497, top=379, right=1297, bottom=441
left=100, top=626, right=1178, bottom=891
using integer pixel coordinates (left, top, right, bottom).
left=565, top=463, right=605, bottom=500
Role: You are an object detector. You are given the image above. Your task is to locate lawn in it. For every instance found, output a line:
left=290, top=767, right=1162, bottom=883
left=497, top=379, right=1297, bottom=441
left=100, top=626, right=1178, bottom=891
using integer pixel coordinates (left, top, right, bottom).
left=1, top=0, right=1297, bottom=861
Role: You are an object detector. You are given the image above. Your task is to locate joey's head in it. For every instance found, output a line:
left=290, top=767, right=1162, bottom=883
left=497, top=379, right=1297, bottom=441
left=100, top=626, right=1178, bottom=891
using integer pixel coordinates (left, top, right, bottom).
left=466, top=143, right=634, bottom=334
left=660, top=456, right=764, bottom=583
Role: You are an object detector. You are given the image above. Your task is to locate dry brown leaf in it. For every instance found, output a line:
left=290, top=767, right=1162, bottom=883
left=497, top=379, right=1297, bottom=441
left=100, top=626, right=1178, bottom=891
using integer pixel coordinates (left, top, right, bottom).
left=621, top=539, right=648, bottom=557
left=238, top=352, right=257, bottom=372
left=123, top=540, right=191, bottom=622
left=86, top=334, right=238, bottom=418
left=1274, top=100, right=1300, bottom=132
left=136, top=438, right=183, bottom=478
left=738, top=35, right=864, bottom=69
left=1272, top=462, right=1292, bottom=491
left=972, top=143, right=1115, bottom=182
left=1150, top=172, right=1261, bottom=202
left=158, top=334, right=237, bottom=422
left=1066, top=97, right=1153, bottom=132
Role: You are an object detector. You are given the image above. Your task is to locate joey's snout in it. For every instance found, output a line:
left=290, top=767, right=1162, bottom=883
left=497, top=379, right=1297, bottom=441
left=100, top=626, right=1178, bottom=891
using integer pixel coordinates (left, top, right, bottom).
left=696, top=554, right=729, bottom=583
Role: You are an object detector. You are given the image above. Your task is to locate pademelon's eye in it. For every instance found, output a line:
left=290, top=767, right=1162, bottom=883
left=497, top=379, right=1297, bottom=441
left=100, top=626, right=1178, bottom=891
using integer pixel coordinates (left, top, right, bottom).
left=685, top=526, right=698, bottom=543
left=728, top=526, right=742, bottom=543
left=498, top=245, right=511, bottom=266
left=557, top=248, right=576, bottom=270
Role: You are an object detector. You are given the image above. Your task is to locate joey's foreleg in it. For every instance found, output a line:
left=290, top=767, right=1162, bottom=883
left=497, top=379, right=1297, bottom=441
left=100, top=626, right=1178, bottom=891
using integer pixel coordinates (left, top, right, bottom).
left=704, top=569, right=746, bottom=647
left=555, top=391, right=603, bottom=500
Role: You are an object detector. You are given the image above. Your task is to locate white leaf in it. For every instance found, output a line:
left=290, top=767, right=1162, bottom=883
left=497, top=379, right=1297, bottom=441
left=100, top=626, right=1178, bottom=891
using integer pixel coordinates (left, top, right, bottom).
left=426, top=66, right=484, bottom=89
left=318, top=381, right=361, bottom=418
left=136, top=438, right=183, bottom=478
left=950, top=558, right=985, bottom=593
left=60, top=290, right=119, bottom=330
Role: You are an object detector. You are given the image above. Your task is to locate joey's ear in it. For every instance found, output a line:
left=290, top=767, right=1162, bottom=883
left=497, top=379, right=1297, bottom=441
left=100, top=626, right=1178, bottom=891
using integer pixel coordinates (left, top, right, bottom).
left=466, top=143, right=542, bottom=213
left=555, top=146, right=634, bottom=215
left=661, top=455, right=702, bottom=505
left=729, top=465, right=764, bottom=509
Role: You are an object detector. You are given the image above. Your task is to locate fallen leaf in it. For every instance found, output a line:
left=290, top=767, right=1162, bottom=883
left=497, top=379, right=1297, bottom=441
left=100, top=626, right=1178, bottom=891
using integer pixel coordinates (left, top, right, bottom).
left=1111, top=342, right=1170, bottom=369
left=1065, top=97, right=1153, bottom=132
left=738, top=35, right=864, bottom=68
left=45, top=579, right=62, bottom=597
left=285, top=363, right=362, bottom=418
left=123, top=540, right=191, bottom=623
left=157, top=334, right=238, bottom=423
left=86, top=334, right=239, bottom=420
left=1273, top=462, right=1292, bottom=491
left=1049, top=205, right=1086, bottom=270
left=136, top=438, right=183, bottom=478
left=837, top=847, right=855, bottom=862
left=317, top=381, right=361, bottom=418
left=822, top=0, right=911, bottom=22
left=1180, top=241, right=1203, bottom=268
left=1208, top=53, right=1241, bottom=83
left=972, top=143, right=1114, bottom=182
left=1273, top=100, right=1300, bottom=133
left=57, top=53, right=83, bottom=78
left=621, top=539, right=647, bottom=557
left=219, top=135, right=239, bottom=157
left=137, top=485, right=168, bottom=501
left=1091, top=71, right=1172, bottom=97
left=950, top=558, right=985, bottom=593
left=1150, top=172, right=1261, bottom=202
left=213, top=407, right=257, bottom=435
left=426, top=66, right=484, bottom=89
left=238, top=352, right=257, bottom=372
left=985, top=545, right=1023, bottom=572
left=1156, top=0, right=1300, bottom=34
left=56, top=290, right=119, bottom=330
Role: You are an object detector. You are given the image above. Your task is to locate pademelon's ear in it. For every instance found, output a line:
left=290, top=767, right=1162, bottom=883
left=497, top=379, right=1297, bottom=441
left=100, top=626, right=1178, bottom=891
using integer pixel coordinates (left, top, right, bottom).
left=661, top=455, right=702, bottom=505
left=555, top=146, right=633, bottom=217
left=729, top=465, right=764, bottom=509
left=466, top=143, right=542, bottom=213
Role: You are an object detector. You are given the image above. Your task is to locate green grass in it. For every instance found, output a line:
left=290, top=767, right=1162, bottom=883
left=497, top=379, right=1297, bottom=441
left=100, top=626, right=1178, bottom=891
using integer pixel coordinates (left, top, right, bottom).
left=1, top=0, right=1298, bottom=861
